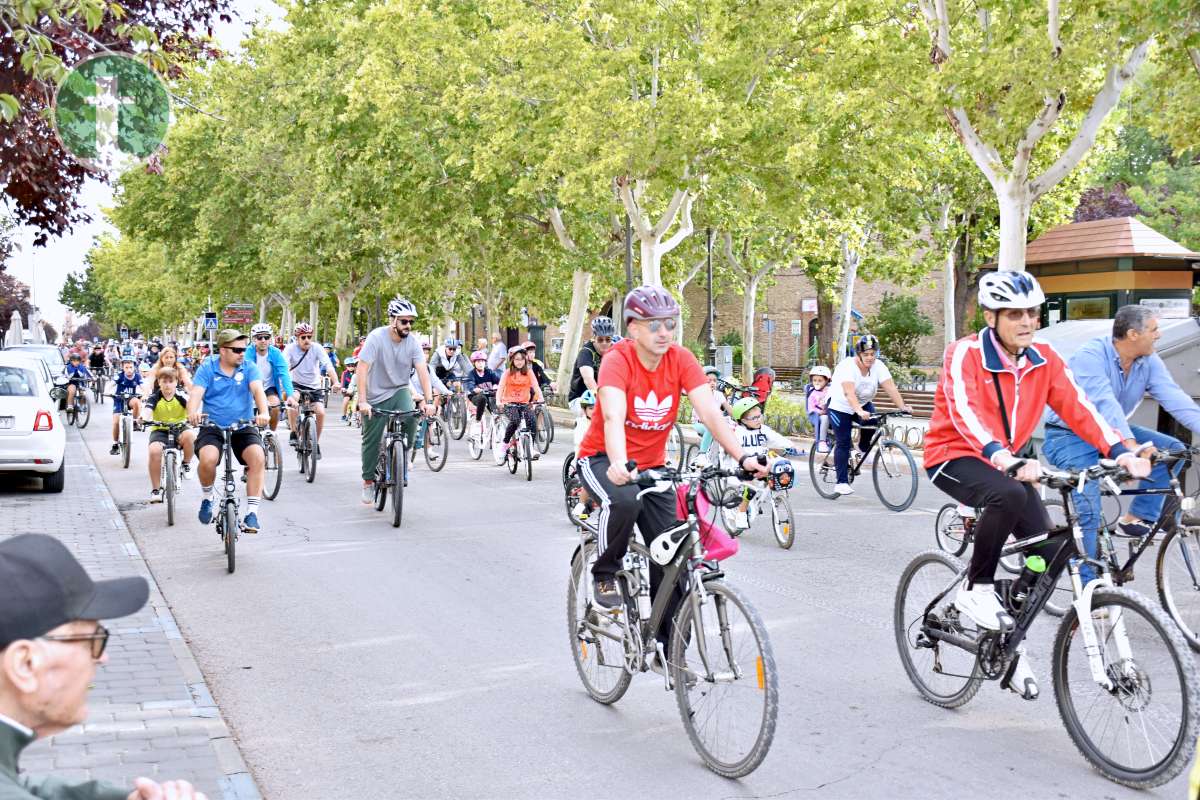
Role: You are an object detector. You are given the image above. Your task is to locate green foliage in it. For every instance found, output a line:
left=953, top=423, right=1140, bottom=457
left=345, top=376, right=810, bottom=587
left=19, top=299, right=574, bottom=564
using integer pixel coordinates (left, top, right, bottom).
left=866, top=293, right=934, bottom=369
left=1127, top=160, right=1200, bottom=252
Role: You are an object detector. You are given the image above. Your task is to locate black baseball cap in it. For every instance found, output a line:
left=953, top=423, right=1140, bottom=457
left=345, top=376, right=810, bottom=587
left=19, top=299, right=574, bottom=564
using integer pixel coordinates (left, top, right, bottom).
left=0, top=535, right=149, bottom=648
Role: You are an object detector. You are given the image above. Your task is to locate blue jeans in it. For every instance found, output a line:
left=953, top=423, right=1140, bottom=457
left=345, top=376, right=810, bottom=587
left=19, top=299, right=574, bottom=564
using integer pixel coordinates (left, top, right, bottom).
left=1042, top=424, right=1182, bottom=582
left=828, top=402, right=874, bottom=484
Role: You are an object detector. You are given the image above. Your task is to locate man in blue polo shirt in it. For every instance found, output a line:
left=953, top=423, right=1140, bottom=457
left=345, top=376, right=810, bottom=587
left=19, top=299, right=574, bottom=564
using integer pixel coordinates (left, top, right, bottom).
left=187, top=329, right=270, bottom=532
left=1043, top=305, right=1200, bottom=580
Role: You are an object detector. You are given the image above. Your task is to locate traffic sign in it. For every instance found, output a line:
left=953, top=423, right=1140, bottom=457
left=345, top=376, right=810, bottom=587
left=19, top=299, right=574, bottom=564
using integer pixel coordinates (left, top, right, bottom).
left=762, top=318, right=776, bottom=334
left=221, top=303, right=255, bottom=325
left=791, top=319, right=802, bottom=336
left=204, top=316, right=219, bottom=330
left=119, top=326, right=129, bottom=340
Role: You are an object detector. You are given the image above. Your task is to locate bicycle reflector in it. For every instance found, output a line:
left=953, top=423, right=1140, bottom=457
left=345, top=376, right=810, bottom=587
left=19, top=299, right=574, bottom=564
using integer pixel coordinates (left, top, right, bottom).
left=769, top=460, right=794, bottom=490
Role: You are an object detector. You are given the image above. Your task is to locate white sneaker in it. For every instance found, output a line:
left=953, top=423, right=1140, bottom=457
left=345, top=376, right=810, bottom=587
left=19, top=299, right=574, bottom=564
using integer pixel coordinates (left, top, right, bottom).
left=180, top=462, right=191, bottom=479
left=733, top=510, right=749, bottom=530
left=361, top=483, right=375, bottom=505
left=953, top=581, right=1013, bottom=631
left=1007, top=648, right=1039, bottom=700
left=834, top=483, right=854, bottom=496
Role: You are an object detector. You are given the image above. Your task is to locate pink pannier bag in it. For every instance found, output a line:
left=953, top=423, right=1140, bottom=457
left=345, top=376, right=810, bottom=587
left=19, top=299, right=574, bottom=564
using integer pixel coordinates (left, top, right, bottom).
left=676, top=482, right=739, bottom=561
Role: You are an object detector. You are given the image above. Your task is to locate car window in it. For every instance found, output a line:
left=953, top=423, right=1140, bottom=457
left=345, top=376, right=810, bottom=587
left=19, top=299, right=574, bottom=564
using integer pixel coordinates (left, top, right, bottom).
left=0, top=366, right=36, bottom=397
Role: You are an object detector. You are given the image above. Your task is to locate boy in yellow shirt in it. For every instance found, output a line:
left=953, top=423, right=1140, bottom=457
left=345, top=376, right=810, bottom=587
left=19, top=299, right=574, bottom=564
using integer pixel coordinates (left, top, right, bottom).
left=141, top=368, right=196, bottom=503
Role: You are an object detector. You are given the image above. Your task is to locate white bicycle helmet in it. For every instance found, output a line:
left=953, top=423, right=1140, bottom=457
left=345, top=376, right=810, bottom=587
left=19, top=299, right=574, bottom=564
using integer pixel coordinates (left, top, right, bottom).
left=809, top=365, right=831, bottom=379
left=250, top=322, right=273, bottom=337
left=977, top=271, right=1045, bottom=310
left=387, top=296, right=418, bottom=318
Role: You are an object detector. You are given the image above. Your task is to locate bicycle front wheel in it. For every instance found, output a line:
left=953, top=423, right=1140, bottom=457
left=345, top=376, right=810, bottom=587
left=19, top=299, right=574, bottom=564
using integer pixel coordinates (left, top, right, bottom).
left=1052, top=586, right=1200, bottom=788
left=121, top=417, right=131, bottom=469
left=165, top=452, right=176, bottom=527
left=1155, top=525, right=1200, bottom=652
left=770, top=492, right=795, bottom=550
left=872, top=439, right=917, bottom=512
left=76, top=395, right=90, bottom=429
left=567, top=542, right=631, bottom=704
left=423, top=417, right=448, bottom=472
left=894, top=549, right=982, bottom=708
left=807, top=445, right=839, bottom=500
left=448, top=395, right=467, bottom=440
left=263, top=433, right=283, bottom=501
left=224, top=502, right=237, bottom=574
left=934, top=504, right=969, bottom=557
left=522, top=436, right=533, bottom=481
left=665, top=423, right=683, bottom=467
left=670, top=579, right=778, bottom=778
left=390, top=441, right=405, bottom=528
left=304, top=418, right=318, bottom=483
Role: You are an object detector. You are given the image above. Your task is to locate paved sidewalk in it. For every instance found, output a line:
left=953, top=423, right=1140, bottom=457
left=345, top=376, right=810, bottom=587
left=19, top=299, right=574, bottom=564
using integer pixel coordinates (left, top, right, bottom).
left=0, top=429, right=260, bottom=800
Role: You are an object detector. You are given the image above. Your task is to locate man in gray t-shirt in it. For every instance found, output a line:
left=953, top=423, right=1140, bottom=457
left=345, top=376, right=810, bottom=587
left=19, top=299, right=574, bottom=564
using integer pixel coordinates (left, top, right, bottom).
left=355, top=298, right=435, bottom=501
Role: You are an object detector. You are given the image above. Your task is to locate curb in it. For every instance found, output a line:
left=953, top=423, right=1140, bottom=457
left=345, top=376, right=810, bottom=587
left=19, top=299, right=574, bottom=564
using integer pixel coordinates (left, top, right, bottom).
left=78, top=434, right=263, bottom=800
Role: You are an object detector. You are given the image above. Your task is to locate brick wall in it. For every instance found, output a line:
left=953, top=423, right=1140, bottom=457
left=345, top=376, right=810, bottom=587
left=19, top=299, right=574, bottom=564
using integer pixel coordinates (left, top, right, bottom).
left=682, top=267, right=949, bottom=368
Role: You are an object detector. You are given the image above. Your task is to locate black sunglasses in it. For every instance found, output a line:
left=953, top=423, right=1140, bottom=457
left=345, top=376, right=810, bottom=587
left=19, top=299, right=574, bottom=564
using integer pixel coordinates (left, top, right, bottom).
left=394, top=319, right=414, bottom=327
left=254, top=335, right=271, bottom=341
left=42, top=624, right=109, bottom=659
left=225, top=346, right=248, bottom=354
left=298, top=335, right=313, bottom=341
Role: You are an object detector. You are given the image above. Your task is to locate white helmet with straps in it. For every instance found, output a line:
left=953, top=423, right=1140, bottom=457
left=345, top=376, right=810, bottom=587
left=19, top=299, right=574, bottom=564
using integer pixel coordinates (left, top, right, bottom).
left=809, top=365, right=832, bottom=379
left=250, top=322, right=273, bottom=337
left=387, top=296, right=418, bottom=318
left=978, top=271, right=1045, bottom=310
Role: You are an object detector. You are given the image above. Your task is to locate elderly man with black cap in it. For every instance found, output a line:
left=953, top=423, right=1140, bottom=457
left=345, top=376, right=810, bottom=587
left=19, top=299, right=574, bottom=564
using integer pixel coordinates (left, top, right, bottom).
left=0, top=534, right=208, bottom=800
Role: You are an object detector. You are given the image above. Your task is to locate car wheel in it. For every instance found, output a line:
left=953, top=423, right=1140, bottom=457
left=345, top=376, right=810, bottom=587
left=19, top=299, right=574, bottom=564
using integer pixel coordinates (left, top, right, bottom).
left=42, top=462, right=65, bottom=493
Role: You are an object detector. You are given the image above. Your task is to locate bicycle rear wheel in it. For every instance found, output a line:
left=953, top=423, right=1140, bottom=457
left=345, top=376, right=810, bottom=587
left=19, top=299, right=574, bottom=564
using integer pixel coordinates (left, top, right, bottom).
left=671, top=579, right=778, bottom=778
left=304, top=417, right=318, bottom=483
left=1052, top=586, right=1199, bottom=788
left=165, top=452, right=176, bottom=527
left=567, top=542, right=631, bottom=704
left=807, top=445, right=839, bottom=500
left=224, top=502, right=237, bottom=574
left=263, top=433, right=283, bottom=501
left=894, top=549, right=982, bottom=708
left=934, top=504, right=970, bottom=557
left=491, top=416, right=507, bottom=466
left=1155, top=525, right=1200, bottom=652
left=76, top=395, right=90, bottom=429
left=390, top=441, right=405, bottom=528
left=121, top=416, right=131, bottom=469
left=872, top=439, right=917, bottom=512
left=423, top=417, right=448, bottom=471
left=93, top=377, right=104, bottom=403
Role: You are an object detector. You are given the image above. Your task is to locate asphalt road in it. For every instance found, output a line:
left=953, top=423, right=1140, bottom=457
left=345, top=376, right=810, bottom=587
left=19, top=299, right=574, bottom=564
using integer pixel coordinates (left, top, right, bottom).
left=72, top=401, right=1189, bottom=799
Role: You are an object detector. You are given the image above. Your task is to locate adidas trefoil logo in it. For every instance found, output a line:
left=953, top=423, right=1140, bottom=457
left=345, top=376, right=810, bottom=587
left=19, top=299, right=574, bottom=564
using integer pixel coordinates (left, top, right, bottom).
left=634, top=391, right=673, bottom=422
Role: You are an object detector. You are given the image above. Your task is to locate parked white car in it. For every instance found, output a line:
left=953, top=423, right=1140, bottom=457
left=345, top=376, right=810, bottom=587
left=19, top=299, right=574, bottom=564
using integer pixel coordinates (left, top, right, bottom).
left=0, top=352, right=66, bottom=492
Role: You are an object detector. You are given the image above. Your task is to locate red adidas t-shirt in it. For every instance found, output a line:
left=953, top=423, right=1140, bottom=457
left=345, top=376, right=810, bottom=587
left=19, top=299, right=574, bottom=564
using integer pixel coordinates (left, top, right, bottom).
left=578, top=339, right=707, bottom=467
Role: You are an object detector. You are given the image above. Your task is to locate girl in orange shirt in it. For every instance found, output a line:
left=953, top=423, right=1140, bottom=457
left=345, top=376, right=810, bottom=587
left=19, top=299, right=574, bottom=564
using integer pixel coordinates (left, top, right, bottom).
left=497, top=348, right=544, bottom=454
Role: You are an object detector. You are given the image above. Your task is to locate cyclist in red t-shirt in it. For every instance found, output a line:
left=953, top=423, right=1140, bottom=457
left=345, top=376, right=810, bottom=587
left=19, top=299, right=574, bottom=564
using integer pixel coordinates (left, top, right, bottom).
left=576, top=285, right=768, bottom=611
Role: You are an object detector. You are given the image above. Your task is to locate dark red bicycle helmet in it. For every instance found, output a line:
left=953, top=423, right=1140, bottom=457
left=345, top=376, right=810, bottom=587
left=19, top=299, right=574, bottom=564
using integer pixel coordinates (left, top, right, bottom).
left=623, top=284, right=680, bottom=323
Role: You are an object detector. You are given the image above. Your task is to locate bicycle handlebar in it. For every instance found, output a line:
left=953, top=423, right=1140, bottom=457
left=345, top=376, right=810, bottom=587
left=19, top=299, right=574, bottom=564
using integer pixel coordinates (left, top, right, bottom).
left=198, top=416, right=262, bottom=432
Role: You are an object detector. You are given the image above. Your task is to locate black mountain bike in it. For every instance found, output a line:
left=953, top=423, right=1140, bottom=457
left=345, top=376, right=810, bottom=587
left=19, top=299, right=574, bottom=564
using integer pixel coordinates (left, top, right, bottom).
left=371, top=407, right=420, bottom=528
left=145, top=421, right=188, bottom=527
left=568, top=461, right=778, bottom=778
left=292, top=388, right=323, bottom=483
left=204, top=418, right=260, bottom=574
left=109, top=390, right=138, bottom=469
left=410, top=408, right=448, bottom=472
left=534, top=392, right=555, bottom=454
left=64, top=379, right=91, bottom=429
left=896, top=460, right=1200, bottom=788
left=808, top=409, right=917, bottom=511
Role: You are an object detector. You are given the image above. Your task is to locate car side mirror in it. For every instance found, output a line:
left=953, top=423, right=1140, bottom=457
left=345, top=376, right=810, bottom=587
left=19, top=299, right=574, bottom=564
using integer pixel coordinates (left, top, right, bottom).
left=53, top=375, right=69, bottom=387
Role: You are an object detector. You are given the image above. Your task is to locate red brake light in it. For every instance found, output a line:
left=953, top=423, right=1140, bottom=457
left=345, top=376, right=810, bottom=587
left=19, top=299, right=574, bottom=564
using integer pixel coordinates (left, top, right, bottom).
left=33, top=411, right=53, bottom=431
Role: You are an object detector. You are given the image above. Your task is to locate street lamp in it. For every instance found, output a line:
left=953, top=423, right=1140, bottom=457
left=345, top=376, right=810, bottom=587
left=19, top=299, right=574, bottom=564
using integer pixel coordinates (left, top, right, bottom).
left=706, top=227, right=715, bottom=364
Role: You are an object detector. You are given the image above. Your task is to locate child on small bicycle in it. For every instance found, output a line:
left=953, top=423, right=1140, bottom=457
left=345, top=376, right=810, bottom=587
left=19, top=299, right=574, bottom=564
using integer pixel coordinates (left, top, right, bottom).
left=110, top=357, right=142, bottom=456
left=340, top=357, right=358, bottom=421
left=141, top=368, right=195, bottom=502
left=497, top=347, right=543, bottom=456
left=726, top=397, right=793, bottom=530
left=806, top=365, right=832, bottom=453
left=464, top=349, right=500, bottom=438
left=64, top=352, right=93, bottom=410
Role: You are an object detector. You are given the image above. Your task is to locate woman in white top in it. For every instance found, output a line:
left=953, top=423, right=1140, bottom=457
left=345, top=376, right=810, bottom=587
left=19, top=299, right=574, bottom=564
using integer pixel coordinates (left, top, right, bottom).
left=826, top=334, right=910, bottom=495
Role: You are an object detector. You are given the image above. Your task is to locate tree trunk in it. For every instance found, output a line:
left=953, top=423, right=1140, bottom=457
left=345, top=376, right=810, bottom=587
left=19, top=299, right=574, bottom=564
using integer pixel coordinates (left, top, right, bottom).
left=816, top=288, right=835, bottom=365
left=741, top=275, right=759, bottom=379
left=674, top=256, right=705, bottom=345
left=335, top=290, right=356, bottom=349
left=836, top=235, right=861, bottom=358
left=555, top=269, right=593, bottom=392
left=953, top=227, right=975, bottom=338
left=995, top=180, right=1033, bottom=272
left=258, top=298, right=267, bottom=324
left=308, top=300, right=320, bottom=340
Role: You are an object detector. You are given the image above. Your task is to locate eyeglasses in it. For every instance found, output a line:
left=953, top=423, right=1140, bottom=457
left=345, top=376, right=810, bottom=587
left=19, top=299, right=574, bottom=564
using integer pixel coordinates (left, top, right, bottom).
left=1001, top=307, right=1042, bottom=321
left=394, top=319, right=414, bottom=327
left=298, top=335, right=312, bottom=341
left=595, top=337, right=613, bottom=344
left=645, top=318, right=678, bottom=333
left=41, top=624, right=109, bottom=659
left=446, top=347, right=457, bottom=352
left=225, top=346, right=248, bottom=354
left=254, top=335, right=271, bottom=341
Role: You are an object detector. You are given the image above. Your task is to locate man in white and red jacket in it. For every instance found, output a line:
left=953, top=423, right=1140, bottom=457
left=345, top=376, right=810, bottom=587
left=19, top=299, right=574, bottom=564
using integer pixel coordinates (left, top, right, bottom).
left=924, top=271, right=1151, bottom=700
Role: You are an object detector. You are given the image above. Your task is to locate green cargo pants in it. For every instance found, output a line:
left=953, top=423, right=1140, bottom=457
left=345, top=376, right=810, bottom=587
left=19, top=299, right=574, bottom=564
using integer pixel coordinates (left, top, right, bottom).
left=361, top=387, right=415, bottom=482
